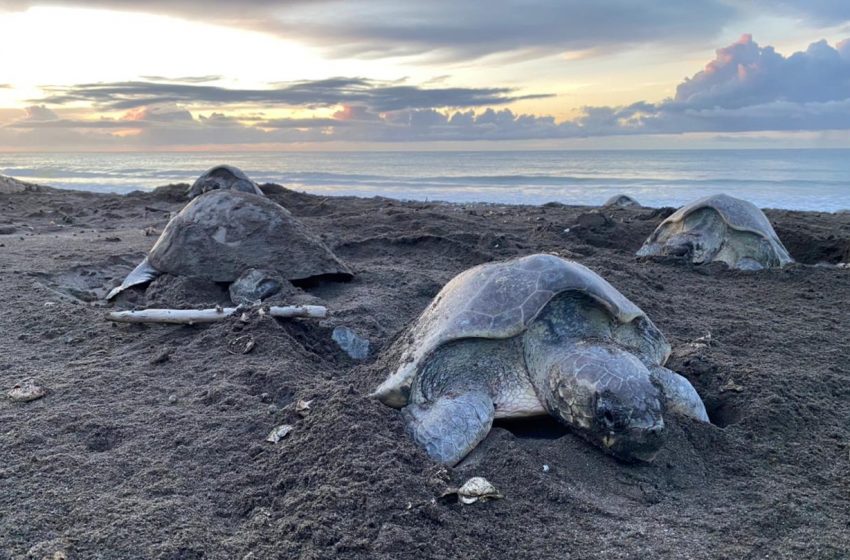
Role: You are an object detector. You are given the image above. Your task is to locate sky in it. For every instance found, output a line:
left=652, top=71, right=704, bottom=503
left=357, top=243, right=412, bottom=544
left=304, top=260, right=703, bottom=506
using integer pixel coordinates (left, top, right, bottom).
left=0, top=1, right=849, bottom=151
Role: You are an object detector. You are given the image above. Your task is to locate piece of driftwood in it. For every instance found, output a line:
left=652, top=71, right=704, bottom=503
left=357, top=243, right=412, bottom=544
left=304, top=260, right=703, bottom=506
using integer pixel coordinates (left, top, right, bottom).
left=106, top=305, right=327, bottom=324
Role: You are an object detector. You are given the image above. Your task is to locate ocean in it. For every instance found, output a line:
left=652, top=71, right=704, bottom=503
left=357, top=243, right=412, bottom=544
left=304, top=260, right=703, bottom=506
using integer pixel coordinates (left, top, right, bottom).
left=1, top=149, right=848, bottom=211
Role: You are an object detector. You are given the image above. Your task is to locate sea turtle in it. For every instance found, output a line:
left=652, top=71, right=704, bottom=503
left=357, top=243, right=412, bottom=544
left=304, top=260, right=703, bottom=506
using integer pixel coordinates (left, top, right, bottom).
left=107, top=189, right=352, bottom=300
left=636, top=194, right=793, bottom=270
left=186, top=165, right=264, bottom=200
left=603, top=194, right=641, bottom=208
left=372, top=254, right=707, bottom=466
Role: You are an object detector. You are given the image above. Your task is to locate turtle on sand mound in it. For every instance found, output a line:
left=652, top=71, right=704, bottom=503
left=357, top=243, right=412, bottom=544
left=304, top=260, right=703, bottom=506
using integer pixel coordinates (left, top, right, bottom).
left=603, top=194, right=641, bottom=208
left=107, top=189, right=352, bottom=300
left=373, top=254, right=707, bottom=466
left=636, top=194, right=793, bottom=270
left=186, top=165, right=264, bottom=200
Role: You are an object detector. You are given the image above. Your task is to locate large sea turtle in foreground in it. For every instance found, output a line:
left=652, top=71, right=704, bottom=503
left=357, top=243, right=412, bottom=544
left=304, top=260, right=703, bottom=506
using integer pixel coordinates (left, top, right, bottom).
left=373, top=254, right=707, bottom=466
left=636, top=194, right=793, bottom=270
left=186, top=165, right=264, bottom=200
left=107, top=189, right=352, bottom=300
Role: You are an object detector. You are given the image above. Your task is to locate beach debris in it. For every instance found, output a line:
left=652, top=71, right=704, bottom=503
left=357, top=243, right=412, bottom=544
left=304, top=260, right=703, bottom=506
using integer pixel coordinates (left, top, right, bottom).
left=450, top=477, right=503, bottom=505
left=229, top=268, right=284, bottom=305
left=143, top=226, right=160, bottom=237
left=671, top=332, right=712, bottom=360
left=8, top=380, right=47, bottom=402
left=227, top=335, right=256, bottom=355
left=543, top=464, right=550, bottom=473
left=332, top=326, right=370, bottom=360
left=106, top=305, right=327, bottom=324
left=295, top=399, right=313, bottom=416
left=266, top=424, right=294, bottom=444
left=721, top=380, right=745, bottom=393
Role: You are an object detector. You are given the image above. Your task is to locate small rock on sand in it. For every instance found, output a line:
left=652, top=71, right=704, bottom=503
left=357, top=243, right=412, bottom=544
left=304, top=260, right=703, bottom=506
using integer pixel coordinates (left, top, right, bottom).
left=266, top=424, right=294, bottom=443
left=8, top=380, right=47, bottom=402
left=332, top=326, right=370, bottom=360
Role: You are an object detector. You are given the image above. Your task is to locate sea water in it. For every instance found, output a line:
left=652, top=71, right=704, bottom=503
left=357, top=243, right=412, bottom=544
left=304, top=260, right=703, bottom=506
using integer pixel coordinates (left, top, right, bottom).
left=1, top=149, right=848, bottom=211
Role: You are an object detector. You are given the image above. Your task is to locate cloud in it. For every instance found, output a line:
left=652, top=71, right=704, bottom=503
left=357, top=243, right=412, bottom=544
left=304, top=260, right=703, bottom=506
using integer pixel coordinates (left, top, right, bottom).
left=599, top=35, right=850, bottom=135
left=35, top=77, right=551, bottom=112
left=7, top=35, right=850, bottom=148
left=671, top=34, right=850, bottom=110
left=0, top=0, right=736, bottom=61
left=748, top=0, right=850, bottom=24
left=139, top=75, right=222, bottom=84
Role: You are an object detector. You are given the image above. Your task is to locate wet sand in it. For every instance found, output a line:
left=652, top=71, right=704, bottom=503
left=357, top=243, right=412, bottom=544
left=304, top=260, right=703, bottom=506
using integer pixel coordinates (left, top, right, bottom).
left=1, top=180, right=849, bottom=559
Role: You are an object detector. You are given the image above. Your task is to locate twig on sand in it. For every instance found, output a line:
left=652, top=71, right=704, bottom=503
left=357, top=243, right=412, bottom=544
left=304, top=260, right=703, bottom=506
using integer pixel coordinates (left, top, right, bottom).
left=106, top=305, right=327, bottom=324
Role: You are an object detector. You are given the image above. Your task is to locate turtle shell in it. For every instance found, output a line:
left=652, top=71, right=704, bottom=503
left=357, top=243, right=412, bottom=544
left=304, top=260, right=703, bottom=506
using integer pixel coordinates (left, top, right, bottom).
left=603, top=194, right=641, bottom=208
left=148, top=189, right=352, bottom=282
left=186, top=165, right=264, bottom=200
left=374, top=254, right=659, bottom=407
left=643, top=194, right=792, bottom=263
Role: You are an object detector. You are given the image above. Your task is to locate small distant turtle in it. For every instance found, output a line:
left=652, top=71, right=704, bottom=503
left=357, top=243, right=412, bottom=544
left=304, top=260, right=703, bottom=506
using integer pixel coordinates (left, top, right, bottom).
left=186, top=165, right=264, bottom=200
left=373, top=254, right=707, bottom=466
left=603, top=194, right=641, bottom=208
left=107, top=190, right=352, bottom=300
left=636, top=194, right=793, bottom=270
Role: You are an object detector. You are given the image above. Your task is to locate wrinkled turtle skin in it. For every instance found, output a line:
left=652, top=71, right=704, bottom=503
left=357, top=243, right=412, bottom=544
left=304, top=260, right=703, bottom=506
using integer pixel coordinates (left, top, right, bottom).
left=107, top=190, right=352, bottom=299
left=373, top=254, right=707, bottom=466
left=636, top=194, right=793, bottom=270
left=186, top=165, right=264, bottom=200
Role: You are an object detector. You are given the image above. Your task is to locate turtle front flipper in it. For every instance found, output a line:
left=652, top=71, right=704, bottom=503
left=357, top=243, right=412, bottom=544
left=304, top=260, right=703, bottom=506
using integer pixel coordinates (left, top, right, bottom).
left=402, top=391, right=494, bottom=466
left=106, top=257, right=161, bottom=300
left=649, top=366, right=709, bottom=422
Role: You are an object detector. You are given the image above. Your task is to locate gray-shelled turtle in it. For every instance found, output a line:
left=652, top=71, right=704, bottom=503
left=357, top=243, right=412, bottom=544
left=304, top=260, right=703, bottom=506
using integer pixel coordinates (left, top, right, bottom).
left=107, top=189, right=352, bottom=300
left=636, top=194, right=793, bottom=270
left=373, top=254, right=707, bottom=466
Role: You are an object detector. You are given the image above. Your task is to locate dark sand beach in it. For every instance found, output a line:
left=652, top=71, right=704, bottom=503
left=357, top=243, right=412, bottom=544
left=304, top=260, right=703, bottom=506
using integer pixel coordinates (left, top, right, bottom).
left=1, top=181, right=849, bottom=559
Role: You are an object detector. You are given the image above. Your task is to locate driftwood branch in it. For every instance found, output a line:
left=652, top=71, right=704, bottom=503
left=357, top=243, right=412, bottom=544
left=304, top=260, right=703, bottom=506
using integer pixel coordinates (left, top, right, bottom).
left=106, top=305, right=327, bottom=324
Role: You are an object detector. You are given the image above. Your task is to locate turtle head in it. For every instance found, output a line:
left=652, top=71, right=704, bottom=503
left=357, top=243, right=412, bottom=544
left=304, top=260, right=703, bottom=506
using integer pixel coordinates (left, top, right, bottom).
left=542, top=344, right=666, bottom=462
left=592, top=381, right=665, bottom=462
left=662, top=208, right=726, bottom=264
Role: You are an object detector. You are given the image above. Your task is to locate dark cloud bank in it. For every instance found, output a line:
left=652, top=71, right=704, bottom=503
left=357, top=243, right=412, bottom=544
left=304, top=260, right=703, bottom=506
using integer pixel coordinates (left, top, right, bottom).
left=4, top=35, right=850, bottom=146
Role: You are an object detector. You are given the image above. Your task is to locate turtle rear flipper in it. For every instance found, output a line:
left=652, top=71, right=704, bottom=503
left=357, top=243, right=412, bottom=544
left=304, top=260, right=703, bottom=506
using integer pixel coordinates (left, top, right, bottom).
left=106, top=257, right=160, bottom=300
left=402, top=392, right=494, bottom=466
left=649, top=366, right=708, bottom=422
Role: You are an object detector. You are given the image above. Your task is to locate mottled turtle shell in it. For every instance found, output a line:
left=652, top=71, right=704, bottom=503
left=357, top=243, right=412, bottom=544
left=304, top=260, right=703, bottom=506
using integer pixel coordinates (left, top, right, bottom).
left=374, top=254, right=663, bottom=407
left=148, top=189, right=352, bottom=282
left=642, top=194, right=793, bottom=264
left=186, top=165, right=264, bottom=200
